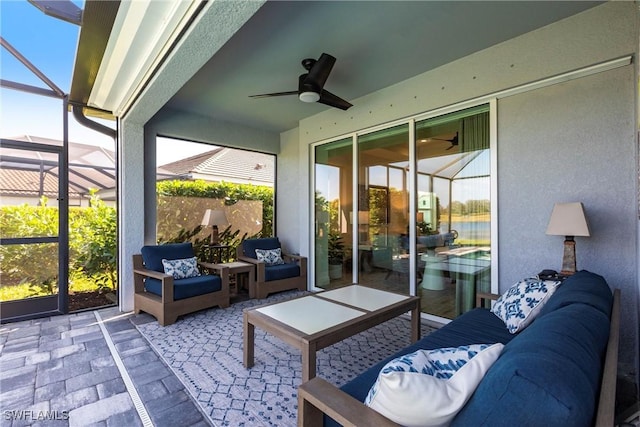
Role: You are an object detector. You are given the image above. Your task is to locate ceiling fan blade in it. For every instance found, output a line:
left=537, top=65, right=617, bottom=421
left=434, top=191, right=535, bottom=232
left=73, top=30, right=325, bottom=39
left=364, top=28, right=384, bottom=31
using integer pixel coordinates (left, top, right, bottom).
left=306, top=53, right=336, bottom=89
left=248, top=90, right=298, bottom=98
left=318, top=89, right=352, bottom=110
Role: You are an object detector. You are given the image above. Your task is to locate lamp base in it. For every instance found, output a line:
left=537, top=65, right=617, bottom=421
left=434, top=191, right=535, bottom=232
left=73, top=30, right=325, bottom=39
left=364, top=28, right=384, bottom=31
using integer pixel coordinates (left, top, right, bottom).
left=560, top=237, right=576, bottom=276
left=210, top=226, right=220, bottom=246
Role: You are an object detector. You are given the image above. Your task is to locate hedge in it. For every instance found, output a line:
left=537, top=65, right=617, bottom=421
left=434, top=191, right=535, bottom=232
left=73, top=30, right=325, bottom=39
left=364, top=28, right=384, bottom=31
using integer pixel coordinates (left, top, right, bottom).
left=0, top=180, right=273, bottom=301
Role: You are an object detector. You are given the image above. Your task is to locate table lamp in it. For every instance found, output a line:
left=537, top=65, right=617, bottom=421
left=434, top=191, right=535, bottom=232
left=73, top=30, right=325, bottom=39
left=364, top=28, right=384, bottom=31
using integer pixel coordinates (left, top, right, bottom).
left=545, top=202, right=590, bottom=276
left=201, top=209, right=229, bottom=245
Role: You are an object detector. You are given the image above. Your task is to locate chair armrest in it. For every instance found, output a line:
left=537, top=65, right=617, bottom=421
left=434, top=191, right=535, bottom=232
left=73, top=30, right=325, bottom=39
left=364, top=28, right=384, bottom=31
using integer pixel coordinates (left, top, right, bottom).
left=198, top=263, right=230, bottom=292
left=132, top=267, right=175, bottom=303
left=237, top=255, right=262, bottom=266
left=237, top=255, right=266, bottom=282
left=298, top=377, right=400, bottom=427
left=134, top=267, right=170, bottom=281
left=283, top=253, right=307, bottom=276
left=475, top=291, right=501, bottom=308
left=198, top=262, right=229, bottom=275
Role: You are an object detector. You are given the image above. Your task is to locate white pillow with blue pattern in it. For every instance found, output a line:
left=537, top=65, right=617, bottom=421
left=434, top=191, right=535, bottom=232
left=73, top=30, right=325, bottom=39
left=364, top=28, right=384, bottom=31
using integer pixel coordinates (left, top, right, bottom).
left=491, top=277, right=561, bottom=334
left=365, top=343, right=504, bottom=427
left=254, top=248, right=285, bottom=266
left=162, top=257, right=201, bottom=279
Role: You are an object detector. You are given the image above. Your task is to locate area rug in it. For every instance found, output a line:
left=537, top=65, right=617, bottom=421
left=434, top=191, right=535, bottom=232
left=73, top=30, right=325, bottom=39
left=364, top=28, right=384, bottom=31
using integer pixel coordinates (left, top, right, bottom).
left=135, top=290, right=434, bottom=427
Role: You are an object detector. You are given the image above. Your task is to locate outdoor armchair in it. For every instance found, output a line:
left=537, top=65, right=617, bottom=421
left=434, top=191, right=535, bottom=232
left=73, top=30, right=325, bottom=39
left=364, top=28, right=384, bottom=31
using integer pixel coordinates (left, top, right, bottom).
left=236, top=237, right=307, bottom=299
left=133, top=242, right=230, bottom=326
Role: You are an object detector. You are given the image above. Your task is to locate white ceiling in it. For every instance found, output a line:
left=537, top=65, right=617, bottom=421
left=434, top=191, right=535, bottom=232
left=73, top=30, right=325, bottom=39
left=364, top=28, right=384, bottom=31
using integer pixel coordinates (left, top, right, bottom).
left=164, top=1, right=603, bottom=134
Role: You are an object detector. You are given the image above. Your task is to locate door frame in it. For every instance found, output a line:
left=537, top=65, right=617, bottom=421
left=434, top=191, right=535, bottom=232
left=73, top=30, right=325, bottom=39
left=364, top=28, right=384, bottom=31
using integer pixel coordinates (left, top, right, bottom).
left=0, top=137, right=70, bottom=322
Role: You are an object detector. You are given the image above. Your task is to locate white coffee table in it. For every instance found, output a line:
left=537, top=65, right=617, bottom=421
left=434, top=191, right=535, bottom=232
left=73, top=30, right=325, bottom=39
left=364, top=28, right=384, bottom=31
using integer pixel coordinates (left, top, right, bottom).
left=243, top=285, right=420, bottom=382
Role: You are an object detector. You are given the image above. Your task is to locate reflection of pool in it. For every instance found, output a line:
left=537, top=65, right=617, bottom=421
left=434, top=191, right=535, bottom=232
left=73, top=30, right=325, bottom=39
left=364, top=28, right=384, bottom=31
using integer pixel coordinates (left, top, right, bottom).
left=420, top=248, right=491, bottom=315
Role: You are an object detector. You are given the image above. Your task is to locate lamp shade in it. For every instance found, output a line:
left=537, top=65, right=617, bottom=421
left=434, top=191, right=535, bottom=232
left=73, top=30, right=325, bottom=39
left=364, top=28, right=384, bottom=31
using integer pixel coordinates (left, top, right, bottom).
left=545, top=202, right=590, bottom=237
left=201, top=209, right=229, bottom=228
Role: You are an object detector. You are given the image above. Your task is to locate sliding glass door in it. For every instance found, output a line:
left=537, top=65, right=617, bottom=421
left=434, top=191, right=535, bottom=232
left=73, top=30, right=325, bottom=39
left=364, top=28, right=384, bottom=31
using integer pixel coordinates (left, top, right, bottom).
left=415, top=105, right=491, bottom=318
left=314, top=138, right=353, bottom=289
left=312, top=103, right=492, bottom=320
left=357, top=124, right=410, bottom=294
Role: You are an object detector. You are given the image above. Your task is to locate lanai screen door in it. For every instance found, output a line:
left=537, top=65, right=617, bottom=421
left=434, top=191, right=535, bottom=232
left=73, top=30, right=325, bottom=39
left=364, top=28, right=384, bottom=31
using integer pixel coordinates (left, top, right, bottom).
left=0, top=139, right=69, bottom=320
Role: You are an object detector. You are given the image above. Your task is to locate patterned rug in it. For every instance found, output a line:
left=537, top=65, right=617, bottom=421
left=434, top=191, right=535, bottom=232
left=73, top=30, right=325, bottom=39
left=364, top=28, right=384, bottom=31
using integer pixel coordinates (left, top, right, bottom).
left=135, top=290, right=434, bottom=427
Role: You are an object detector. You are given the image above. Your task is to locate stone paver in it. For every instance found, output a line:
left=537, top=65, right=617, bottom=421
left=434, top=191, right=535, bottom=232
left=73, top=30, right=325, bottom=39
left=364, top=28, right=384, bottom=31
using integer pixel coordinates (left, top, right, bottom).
left=0, top=308, right=211, bottom=427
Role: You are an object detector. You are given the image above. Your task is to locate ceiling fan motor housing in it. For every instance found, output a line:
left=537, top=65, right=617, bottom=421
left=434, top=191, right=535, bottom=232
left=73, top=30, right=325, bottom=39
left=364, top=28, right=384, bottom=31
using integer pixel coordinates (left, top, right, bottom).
left=298, top=73, right=320, bottom=102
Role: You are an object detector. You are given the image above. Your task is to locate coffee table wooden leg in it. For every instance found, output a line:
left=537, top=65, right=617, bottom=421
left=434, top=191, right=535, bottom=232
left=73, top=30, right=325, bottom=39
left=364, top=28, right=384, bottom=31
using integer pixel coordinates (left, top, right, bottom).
left=302, top=342, right=317, bottom=383
left=244, top=312, right=254, bottom=368
left=411, top=300, right=420, bottom=342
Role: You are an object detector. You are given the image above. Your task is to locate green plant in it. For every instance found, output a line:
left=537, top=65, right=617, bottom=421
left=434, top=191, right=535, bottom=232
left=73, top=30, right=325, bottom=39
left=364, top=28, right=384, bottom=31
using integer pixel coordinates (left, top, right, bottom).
left=328, top=233, right=345, bottom=265
left=73, top=192, right=117, bottom=291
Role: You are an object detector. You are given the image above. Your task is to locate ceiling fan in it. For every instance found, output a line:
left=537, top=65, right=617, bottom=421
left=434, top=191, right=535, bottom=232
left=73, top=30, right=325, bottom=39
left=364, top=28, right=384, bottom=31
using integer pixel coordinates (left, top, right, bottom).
left=249, top=53, right=353, bottom=110
left=430, top=132, right=459, bottom=150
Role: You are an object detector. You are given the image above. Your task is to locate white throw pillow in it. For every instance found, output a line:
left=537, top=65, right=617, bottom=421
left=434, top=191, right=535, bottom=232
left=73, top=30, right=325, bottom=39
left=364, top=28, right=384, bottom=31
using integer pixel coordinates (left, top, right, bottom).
left=162, top=257, right=201, bottom=279
left=365, top=343, right=504, bottom=427
left=491, top=277, right=561, bottom=333
left=254, top=248, right=285, bottom=266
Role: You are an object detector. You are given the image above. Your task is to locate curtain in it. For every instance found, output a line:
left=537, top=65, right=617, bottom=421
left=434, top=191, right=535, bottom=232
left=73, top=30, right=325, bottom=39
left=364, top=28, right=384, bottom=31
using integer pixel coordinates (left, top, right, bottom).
left=460, top=112, right=489, bottom=152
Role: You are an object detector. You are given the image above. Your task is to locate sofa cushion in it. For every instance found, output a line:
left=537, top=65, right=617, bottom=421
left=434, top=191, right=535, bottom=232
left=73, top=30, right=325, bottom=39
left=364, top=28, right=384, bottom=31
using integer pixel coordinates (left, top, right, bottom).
left=491, top=278, right=560, bottom=333
left=141, top=243, right=194, bottom=273
left=452, top=302, right=611, bottom=426
left=162, top=257, right=201, bottom=279
left=255, top=248, right=285, bottom=266
left=337, top=307, right=514, bottom=402
left=364, top=343, right=504, bottom=427
left=264, top=263, right=300, bottom=282
left=538, top=270, right=612, bottom=318
left=242, top=237, right=281, bottom=259
left=145, top=274, right=222, bottom=300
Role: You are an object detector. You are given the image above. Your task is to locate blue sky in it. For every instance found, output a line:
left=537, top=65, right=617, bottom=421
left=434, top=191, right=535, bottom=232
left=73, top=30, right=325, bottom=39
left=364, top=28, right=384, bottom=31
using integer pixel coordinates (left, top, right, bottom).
left=0, top=0, right=115, bottom=147
left=0, top=1, right=212, bottom=164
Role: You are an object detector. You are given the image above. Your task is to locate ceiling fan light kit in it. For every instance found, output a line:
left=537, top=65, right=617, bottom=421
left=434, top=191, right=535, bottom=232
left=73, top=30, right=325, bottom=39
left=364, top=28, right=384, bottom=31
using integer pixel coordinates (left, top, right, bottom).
left=299, top=91, right=320, bottom=103
left=250, top=52, right=353, bottom=110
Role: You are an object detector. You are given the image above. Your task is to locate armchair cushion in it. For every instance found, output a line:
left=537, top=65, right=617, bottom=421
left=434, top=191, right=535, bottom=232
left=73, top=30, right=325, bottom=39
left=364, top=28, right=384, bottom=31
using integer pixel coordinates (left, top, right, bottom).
left=242, top=237, right=281, bottom=259
left=264, top=263, right=300, bottom=282
left=141, top=243, right=194, bottom=272
left=255, top=248, right=285, bottom=266
left=162, top=257, right=201, bottom=279
left=145, top=274, right=222, bottom=300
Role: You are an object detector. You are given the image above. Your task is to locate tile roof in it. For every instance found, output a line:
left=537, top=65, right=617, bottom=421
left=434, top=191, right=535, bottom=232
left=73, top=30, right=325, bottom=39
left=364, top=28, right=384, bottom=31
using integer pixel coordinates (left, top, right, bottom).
left=161, top=147, right=274, bottom=185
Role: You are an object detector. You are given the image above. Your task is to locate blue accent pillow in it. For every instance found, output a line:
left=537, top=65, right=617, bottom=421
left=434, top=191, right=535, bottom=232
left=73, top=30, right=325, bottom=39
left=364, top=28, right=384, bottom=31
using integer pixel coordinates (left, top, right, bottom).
left=255, top=248, right=285, bottom=266
left=365, top=343, right=504, bottom=426
left=162, top=257, right=201, bottom=279
left=491, top=278, right=561, bottom=333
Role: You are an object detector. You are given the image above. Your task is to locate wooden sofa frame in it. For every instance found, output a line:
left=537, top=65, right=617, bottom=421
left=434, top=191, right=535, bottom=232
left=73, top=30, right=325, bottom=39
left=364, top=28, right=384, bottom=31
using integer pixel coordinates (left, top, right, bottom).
left=133, top=254, right=230, bottom=326
left=298, top=289, right=621, bottom=427
left=236, top=246, right=307, bottom=299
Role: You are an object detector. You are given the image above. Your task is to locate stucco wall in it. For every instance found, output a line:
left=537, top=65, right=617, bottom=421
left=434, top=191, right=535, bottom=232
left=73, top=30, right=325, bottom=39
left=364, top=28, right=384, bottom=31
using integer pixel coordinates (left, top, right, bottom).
left=497, top=65, right=637, bottom=369
left=286, top=1, right=638, bottom=369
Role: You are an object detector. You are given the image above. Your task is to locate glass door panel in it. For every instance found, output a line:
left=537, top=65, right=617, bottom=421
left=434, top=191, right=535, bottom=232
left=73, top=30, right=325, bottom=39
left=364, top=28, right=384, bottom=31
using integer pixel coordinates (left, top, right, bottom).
left=357, top=124, right=410, bottom=294
left=0, top=141, right=64, bottom=319
left=314, top=138, right=353, bottom=289
left=415, top=105, right=491, bottom=319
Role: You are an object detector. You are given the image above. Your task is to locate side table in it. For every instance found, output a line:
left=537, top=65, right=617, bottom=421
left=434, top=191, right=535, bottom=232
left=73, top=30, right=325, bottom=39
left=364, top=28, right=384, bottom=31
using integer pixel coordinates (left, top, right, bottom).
left=202, top=261, right=254, bottom=298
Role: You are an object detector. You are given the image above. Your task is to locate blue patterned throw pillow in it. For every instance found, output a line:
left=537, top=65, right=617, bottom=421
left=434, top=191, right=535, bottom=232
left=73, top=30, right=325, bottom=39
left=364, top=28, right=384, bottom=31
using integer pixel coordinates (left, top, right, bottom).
left=254, top=248, right=285, bottom=266
left=491, top=277, right=561, bottom=333
left=365, top=343, right=504, bottom=427
left=162, top=257, right=201, bottom=279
